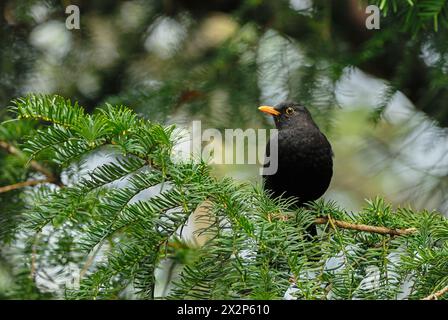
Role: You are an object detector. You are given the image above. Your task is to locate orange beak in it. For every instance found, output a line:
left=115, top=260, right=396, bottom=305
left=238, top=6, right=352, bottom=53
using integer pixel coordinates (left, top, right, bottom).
left=258, top=105, right=280, bottom=116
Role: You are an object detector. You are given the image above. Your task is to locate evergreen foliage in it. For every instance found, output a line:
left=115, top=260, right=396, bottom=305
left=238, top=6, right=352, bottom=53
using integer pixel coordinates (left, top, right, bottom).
left=0, top=94, right=446, bottom=300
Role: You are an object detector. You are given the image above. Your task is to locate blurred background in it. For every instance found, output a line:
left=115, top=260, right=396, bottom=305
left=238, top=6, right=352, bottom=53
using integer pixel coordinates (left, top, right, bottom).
left=0, top=1, right=447, bottom=219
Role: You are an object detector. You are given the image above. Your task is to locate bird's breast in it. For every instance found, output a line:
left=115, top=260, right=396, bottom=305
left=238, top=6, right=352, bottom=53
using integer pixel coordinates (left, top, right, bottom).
left=263, top=128, right=333, bottom=203
left=276, top=129, right=333, bottom=168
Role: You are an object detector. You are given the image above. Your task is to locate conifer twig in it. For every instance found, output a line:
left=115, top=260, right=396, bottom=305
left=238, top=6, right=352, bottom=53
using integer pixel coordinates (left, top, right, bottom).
left=30, top=232, right=41, bottom=280
left=314, top=217, right=417, bottom=236
left=0, top=140, right=63, bottom=186
left=0, top=179, right=50, bottom=193
left=80, top=244, right=103, bottom=279
left=422, top=285, right=448, bottom=300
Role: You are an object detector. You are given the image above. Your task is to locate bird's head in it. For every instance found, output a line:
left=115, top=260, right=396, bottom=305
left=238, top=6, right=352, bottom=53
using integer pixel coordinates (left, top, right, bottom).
left=258, top=101, right=315, bottom=130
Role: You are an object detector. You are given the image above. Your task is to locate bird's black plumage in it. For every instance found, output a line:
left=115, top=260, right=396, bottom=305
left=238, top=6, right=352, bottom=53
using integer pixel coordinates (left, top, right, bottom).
left=260, top=101, right=333, bottom=206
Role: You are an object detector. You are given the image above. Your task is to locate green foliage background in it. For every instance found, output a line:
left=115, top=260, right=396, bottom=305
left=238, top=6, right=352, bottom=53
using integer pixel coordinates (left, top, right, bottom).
left=0, top=0, right=448, bottom=300
left=0, top=95, right=446, bottom=300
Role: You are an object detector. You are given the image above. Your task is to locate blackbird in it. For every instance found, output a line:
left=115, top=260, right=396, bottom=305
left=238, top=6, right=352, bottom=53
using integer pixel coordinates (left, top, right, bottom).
left=259, top=101, right=333, bottom=208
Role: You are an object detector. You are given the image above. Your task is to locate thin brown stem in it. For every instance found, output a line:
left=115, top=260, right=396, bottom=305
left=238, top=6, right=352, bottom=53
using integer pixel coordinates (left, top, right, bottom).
left=0, top=140, right=63, bottom=186
left=0, top=179, right=50, bottom=193
left=30, top=232, right=41, bottom=280
left=80, top=245, right=103, bottom=279
left=314, top=217, right=417, bottom=236
left=422, top=285, right=448, bottom=300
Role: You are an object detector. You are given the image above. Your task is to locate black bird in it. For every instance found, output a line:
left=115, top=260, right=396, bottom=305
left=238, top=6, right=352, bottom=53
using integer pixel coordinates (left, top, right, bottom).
left=259, top=101, right=333, bottom=208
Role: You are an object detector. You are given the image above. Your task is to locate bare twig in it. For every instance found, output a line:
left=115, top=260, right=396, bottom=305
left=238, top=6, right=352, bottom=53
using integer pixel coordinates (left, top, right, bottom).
left=314, top=217, right=417, bottom=236
left=30, top=232, right=41, bottom=280
left=422, top=285, right=448, bottom=300
left=0, top=179, right=50, bottom=193
left=80, top=244, right=103, bottom=279
left=0, top=140, right=63, bottom=186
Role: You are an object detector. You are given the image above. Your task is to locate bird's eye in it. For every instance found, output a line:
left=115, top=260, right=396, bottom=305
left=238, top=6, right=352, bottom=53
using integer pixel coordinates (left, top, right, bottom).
left=285, top=107, right=294, bottom=115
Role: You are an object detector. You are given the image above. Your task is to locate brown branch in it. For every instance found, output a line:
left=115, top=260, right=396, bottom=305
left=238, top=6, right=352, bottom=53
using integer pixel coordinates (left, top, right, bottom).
left=0, top=140, right=62, bottom=186
left=314, top=217, right=417, bottom=236
left=0, top=179, right=50, bottom=193
left=422, top=285, right=448, bottom=300
left=30, top=232, right=41, bottom=280
left=80, top=244, right=102, bottom=279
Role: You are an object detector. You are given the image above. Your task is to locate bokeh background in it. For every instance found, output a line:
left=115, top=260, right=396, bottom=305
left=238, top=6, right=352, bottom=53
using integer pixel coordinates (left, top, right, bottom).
left=1, top=0, right=447, bottom=231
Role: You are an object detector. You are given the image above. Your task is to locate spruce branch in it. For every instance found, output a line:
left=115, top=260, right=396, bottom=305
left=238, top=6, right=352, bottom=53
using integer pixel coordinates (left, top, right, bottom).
left=0, top=140, right=62, bottom=186
left=314, top=217, right=417, bottom=236
left=30, top=232, right=41, bottom=280
left=422, top=285, right=448, bottom=300
left=0, top=179, right=50, bottom=193
left=0, top=94, right=446, bottom=300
